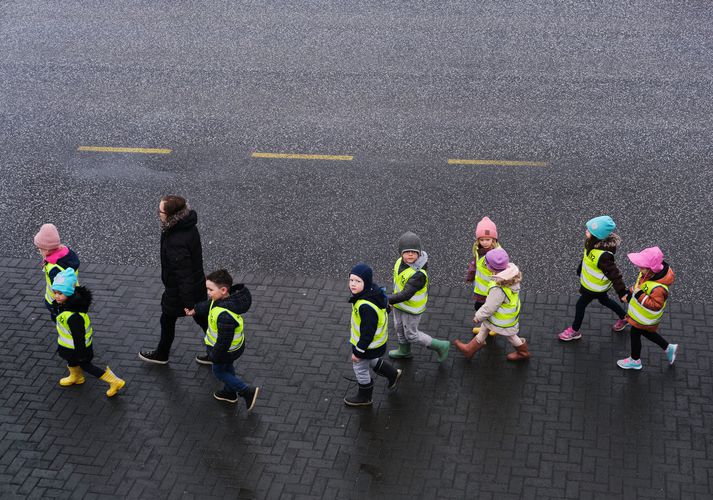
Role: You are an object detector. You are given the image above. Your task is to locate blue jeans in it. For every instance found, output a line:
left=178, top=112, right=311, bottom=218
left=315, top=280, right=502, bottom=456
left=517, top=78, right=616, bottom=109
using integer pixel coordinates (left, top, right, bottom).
left=212, top=363, right=248, bottom=394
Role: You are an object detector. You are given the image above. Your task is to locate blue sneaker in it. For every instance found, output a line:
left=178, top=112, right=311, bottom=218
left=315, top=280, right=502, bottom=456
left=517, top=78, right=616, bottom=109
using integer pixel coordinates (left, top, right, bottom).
left=617, top=357, right=643, bottom=370
left=666, top=344, right=678, bottom=365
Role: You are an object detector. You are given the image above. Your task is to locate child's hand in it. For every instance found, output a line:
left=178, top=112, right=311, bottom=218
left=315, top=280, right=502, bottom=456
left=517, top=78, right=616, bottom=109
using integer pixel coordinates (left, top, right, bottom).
left=472, top=315, right=479, bottom=324
left=184, top=308, right=195, bottom=316
left=351, top=354, right=359, bottom=363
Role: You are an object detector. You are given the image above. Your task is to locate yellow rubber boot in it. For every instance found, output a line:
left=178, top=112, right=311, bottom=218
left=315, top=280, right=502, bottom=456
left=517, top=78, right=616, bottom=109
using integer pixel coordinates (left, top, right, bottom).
left=472, top=326, right=480, bottom=335
left=59, top=366, right=85, bottom=386
left=100, top=367, right=125, bottom=397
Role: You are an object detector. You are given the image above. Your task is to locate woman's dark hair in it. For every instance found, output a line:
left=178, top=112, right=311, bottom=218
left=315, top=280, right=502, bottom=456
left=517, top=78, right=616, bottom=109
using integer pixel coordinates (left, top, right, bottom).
left=206, top=269, right=233, bottom=289
left=161, top=195, right=187, bottom=217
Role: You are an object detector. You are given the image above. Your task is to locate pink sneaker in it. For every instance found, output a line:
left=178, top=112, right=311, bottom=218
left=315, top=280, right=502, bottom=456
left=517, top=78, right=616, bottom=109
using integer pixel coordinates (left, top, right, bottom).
left=612, top=319, right=628, bottom=332
left=558, top=326, right=582, bottom=341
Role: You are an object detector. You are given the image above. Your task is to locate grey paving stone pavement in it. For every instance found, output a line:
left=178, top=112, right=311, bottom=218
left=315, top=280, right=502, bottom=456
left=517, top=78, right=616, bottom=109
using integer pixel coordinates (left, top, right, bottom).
left=1, top=258, right=711, bottom=499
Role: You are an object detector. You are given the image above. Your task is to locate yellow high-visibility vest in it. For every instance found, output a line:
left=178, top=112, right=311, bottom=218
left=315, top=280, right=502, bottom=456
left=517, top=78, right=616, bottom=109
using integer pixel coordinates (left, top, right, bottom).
left=204, top=302, right=244, bottom=352
left=392, top=258, right=428, bottom=314
left=350, top=300, right=388, bottom=349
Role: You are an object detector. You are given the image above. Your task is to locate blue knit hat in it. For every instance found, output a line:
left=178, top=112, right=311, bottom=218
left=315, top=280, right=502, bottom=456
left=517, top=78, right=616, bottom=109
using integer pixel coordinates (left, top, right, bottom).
left=51, top=267, right=78, bottom=296
left=349, top=262, right=373, bottom=289
left=586, top=216, right=616, bottom=240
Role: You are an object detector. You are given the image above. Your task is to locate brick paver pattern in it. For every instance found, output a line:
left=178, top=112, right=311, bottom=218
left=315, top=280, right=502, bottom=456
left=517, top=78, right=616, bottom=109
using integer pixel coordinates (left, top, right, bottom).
left=1, top=258, right=711, bottom=499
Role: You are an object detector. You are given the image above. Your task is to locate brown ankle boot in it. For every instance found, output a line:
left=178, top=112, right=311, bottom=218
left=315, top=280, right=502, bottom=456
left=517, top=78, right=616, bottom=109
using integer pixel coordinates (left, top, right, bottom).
left=506, top=339, right=531, bottom=361
left=453, top=337, right=486, bottom=359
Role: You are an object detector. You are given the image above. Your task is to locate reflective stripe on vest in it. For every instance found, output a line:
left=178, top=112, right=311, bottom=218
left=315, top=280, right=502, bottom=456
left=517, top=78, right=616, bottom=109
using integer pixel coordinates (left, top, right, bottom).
left=55, top=311, right=93, bottom=349
left=580, top=249, right=612, bottom=292
left=392, top=257, right=428, bottom=314
left=486, top=281, right=521, bottom=329
left=204, top=302, right=244, bottom=351
left=627, top=274, right=669, bottom=326
left=44, top=262, right=64, bottom=303
left=473, top=254, right=493, bottom=296
left=350, top=299, right=388, bottom=349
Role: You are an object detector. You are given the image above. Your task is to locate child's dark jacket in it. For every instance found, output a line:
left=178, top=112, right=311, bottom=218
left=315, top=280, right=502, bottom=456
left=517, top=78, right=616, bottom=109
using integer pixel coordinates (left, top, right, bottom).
left=194, top=284, right=251, bottom=364
left=55, top=286, right=95, bottom=364
left=577, top=233, right=627, bottom=298
left=46, top=247, right=81, bottom=283
left=350, top=284, right=389, bottom=359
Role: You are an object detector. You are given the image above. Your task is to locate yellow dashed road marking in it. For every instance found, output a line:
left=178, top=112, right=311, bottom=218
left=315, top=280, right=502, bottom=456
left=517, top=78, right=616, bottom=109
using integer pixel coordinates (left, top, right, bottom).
left=448, top=159, right=548, bottom=167
left=251, top=152, right=353, bottom=161
left=78, top=146, right=172, bottom=154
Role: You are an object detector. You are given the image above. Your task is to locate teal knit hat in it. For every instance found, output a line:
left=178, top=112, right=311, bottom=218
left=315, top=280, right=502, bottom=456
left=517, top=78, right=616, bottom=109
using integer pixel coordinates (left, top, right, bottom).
left=586, top=216, right=616, bottom=240
left=51, top=267, right=78, bottom=296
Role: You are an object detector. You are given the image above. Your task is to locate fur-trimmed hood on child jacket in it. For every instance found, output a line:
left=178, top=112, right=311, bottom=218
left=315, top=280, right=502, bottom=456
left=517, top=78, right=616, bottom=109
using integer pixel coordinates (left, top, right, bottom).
left=474, top=263, right=522, bottom=335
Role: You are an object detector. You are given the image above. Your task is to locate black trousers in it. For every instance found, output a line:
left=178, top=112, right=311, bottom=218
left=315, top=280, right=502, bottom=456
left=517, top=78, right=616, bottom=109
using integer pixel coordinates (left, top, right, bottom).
left=157, top=312, right=208, bottom=357
left=630, top=326, right=668, bottom=360
left=572, top=292, right=626, bottom=331
left=67, top=361, right=105, bottom=378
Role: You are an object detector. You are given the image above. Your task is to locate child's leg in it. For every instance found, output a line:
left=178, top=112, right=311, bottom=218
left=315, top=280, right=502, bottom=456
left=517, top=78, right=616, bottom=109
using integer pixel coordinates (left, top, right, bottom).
left=630, top=327, right=643, bottom=360
left=78, top=361, right=105, bottom=378
left=475, top=325, right=490, bottom=343
left=641, top=330, right=669, bottom=351
left=392, top=309, right=407, bottom=344
left=401, top=313, right=432, bottom=347
left=212, top=363, right=249, bottom=394
left=505, top=334, right=525, bottom=347
left=572, top=294, right=596, bottom=330
left=352, top=358, right=373, bottom=385
left=597, top=294, right=626, bottom=319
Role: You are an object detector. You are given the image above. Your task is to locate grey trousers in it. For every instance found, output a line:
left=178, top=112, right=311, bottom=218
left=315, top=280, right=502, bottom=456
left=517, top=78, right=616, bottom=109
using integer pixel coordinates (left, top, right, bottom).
left=352, top=358, right=379, bottom=384
left=392, top=308, right=433, bottom=347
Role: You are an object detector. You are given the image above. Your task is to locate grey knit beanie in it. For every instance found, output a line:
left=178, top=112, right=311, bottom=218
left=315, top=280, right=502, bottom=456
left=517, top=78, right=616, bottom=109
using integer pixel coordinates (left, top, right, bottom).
left=398, top=231, right=422, bottom=254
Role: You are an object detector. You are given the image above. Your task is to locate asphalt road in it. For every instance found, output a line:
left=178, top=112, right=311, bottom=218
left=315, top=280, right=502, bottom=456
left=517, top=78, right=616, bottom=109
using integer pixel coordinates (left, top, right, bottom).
left=1, top=1, right=711, bottom=300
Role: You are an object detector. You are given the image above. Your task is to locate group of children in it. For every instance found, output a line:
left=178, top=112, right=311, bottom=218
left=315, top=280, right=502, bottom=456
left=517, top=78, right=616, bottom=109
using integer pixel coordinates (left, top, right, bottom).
left=33, top=213, right=680, bottom=410
left=33, top=223, right=258, bottom=411
left=347, top=215, right=679, bottom=406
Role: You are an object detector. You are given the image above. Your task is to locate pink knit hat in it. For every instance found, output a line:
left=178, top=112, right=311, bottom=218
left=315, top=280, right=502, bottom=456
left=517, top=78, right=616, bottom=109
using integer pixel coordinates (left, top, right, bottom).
left=33, top=224, right=62, bottom=250
left=475, top=217, right=498, bottom=240
left=627, top=246, right=664, bottom=273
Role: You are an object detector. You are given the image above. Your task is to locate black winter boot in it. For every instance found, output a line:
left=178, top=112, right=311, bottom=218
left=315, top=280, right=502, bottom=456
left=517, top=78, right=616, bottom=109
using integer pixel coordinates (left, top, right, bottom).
left=344, top=381, right=374, bottom=407
left=373, top=359, right=403, bottom=390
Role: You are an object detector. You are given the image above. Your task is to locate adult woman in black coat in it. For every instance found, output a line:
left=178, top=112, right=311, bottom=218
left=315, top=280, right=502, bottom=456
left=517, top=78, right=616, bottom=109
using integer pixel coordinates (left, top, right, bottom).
left=139, top=195, right=209, bottom=364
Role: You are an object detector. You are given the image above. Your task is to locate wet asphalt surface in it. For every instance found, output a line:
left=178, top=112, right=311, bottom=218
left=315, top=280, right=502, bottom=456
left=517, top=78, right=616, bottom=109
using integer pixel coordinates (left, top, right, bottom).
left=0, top=1, right=711, bottom=299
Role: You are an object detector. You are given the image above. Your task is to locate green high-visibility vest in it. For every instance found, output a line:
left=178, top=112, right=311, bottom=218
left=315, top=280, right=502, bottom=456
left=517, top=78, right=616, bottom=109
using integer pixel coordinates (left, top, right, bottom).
left=473, top=254, right=493, bottom=296
left=627, top=273, right=669, bottom=326
left=204, top=302, right=244, bottom=352
left=580, top=249, right=612, bottom=293
left=350, top=300, right=388, bottom=350
left=392, top=258, right=428, bottom=314
left=56, top=311, right=93, bottom=349
left=44, top=262, right=79, bottom=304
left=485, top=281, right=521, bottom=329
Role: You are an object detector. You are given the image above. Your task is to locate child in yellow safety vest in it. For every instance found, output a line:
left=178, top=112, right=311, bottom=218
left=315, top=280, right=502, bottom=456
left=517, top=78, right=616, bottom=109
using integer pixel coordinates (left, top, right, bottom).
left=50, top=268, right=125, bottom=397
left=345, top=263, right=402, bottom=406
left=185, top=269, right=258, bottom=410
left=465, top=216, right=502, bottom=337
left=387, top=232, right=450, bottom=362
left=34, top=223, right=80, bottom=322
left=453, top=248, right=530, bottom=361
left=557, top=216, right=629, bottom=342
left=617, top=247, right=678, bottom=370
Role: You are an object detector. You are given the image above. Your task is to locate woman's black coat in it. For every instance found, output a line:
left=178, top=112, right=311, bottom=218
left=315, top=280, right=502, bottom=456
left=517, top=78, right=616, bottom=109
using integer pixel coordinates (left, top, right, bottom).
left=160, top=209, right=207, bottom=316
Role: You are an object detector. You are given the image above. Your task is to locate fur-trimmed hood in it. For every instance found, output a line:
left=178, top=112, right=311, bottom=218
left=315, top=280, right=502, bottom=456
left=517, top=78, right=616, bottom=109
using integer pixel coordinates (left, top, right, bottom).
left=492, top=263, right=522, bottom=290
left=161, top=206, right=194, bottom=232
left=58, top=285, right=92, bottom=313
left=589, top=232, right=621, bottom=253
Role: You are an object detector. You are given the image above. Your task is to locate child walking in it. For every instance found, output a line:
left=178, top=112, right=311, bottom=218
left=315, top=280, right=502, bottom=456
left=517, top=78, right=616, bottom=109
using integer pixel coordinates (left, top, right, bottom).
left=558, top=216, right=629, bottom=341
left=387, top=232, right=450, bottom=362
left=345, top=263, right=402, bottom=407
left=617, top=247, right=678, bottom=370
left=186, top=270, right=259, bottom=410
left=465, top=217, right=501, bottom=336
left=453, top=248, right=530, bottom=361
left=51, top=268, right=125, bottom=397
left=34, top=224, right=80, bottom=321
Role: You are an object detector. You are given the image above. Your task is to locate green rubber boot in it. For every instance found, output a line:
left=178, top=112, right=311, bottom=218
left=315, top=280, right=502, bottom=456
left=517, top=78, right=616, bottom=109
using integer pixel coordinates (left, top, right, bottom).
left=429, top=338, right=451, bottom=362
left=388, top=343, right=413, bottom=359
